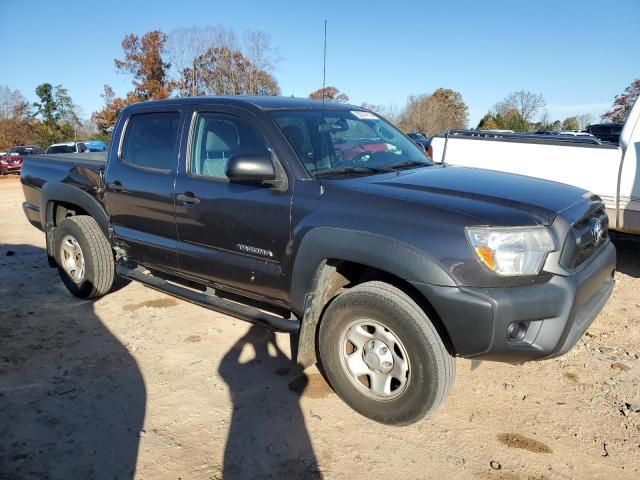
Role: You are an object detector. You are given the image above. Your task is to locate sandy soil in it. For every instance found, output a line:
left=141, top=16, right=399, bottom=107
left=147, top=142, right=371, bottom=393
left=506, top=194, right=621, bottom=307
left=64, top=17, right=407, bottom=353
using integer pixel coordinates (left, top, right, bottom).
left=0, top=174, right=638, bottom=480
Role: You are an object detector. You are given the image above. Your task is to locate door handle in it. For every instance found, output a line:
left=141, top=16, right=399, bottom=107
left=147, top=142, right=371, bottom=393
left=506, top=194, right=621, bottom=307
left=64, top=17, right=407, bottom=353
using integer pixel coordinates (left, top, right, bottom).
left=177, top=192, right=200, bottom=205
left=108, top=181, right=126, bottom=192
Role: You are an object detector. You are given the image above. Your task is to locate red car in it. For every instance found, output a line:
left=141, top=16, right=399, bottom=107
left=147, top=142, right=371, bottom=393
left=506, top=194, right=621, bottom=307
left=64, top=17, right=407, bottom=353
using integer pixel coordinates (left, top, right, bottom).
left=0, top=145, right=44, bottom=176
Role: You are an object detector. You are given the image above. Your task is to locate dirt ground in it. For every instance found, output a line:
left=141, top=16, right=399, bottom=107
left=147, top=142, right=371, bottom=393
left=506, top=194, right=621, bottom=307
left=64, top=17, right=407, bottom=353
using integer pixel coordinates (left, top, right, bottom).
left=0, top=174, right=639, bottom=480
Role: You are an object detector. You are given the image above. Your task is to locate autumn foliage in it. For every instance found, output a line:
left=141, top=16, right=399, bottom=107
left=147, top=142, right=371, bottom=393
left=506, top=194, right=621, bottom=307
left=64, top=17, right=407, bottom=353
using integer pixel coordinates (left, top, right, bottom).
left=93, top=30, right=175, bottom=134
left=308, top=86, right=349, bottom=103
left=602, top=79, right=640, bottom=123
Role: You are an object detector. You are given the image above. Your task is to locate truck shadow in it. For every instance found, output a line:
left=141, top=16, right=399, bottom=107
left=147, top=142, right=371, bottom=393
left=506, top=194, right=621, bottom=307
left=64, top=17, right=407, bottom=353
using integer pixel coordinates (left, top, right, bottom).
left=218, top=325, right=321, bottom=479
left=0, top=244, right=145, bottom=479
left=610, top=233, right=640, bottom=278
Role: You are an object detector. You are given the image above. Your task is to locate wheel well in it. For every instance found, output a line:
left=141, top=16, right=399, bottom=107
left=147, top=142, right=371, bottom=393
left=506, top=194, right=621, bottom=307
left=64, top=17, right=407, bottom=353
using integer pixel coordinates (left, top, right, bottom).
left=52, top=201, right=89, bottom=226
left=321, top=259, right=455, bottom=354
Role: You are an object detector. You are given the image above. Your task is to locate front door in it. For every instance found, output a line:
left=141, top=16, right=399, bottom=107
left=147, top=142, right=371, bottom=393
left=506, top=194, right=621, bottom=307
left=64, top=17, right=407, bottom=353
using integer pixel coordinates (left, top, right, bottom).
left=104, top=108, right=184, bottom=270
left=174, top=108, right=293, bottom=303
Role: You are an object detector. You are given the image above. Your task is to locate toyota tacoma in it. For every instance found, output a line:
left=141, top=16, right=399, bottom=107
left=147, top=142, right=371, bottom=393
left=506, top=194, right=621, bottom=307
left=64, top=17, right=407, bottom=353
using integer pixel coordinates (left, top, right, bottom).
left=20, top=97, right=616, bottom=425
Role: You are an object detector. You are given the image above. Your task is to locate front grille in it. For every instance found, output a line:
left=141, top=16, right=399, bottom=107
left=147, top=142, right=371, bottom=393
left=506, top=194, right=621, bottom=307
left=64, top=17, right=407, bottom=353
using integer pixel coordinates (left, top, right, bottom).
left=560, top=207, right=609, bottom=270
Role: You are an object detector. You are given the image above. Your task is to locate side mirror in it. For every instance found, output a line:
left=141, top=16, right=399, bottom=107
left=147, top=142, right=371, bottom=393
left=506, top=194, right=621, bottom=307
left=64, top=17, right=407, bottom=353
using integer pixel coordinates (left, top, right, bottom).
left=225, top=154, right=276, bottom=183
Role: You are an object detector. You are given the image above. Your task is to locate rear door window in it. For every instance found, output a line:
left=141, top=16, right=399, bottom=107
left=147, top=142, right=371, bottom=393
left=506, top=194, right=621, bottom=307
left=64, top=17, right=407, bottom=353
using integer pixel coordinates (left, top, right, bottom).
left=121, top=112, right=181, bottom=171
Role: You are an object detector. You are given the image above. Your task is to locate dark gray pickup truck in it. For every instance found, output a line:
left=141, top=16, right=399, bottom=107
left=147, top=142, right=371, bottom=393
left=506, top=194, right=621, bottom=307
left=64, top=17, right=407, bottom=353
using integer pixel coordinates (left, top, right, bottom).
left=21, top=96, right=616, bottom=425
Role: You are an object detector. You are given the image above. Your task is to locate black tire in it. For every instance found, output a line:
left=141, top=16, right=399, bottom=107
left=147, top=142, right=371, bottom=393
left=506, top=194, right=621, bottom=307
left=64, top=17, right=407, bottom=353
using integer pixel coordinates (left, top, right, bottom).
left=53, top=215, right=114, bottom=299
left=318, top=281, right=455, bottom=425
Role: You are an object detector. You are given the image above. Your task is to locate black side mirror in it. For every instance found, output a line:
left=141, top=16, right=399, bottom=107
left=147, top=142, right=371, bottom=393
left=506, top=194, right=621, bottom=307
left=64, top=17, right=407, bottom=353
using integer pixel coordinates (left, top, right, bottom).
left=225, top=154, right=276, bottom=183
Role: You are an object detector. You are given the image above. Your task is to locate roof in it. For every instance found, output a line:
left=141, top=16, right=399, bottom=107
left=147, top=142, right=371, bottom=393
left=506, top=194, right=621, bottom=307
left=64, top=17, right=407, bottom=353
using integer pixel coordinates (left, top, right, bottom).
left=48, top=142, right=79, bottom=147
left=126, top=95, right=362, bottom=112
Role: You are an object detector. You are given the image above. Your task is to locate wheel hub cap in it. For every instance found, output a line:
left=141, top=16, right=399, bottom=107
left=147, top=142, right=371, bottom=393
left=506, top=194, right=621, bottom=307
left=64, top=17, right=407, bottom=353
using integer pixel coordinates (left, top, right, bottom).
left=363, top=339, right=394, bottom=373
left=60, top=235, right=85, bottom=284
left=340, top=320, right=410, bottom=400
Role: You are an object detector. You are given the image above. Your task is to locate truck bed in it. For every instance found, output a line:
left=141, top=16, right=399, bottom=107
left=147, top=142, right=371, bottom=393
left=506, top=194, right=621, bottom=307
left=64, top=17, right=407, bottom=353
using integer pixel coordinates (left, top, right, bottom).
left=21, top=152, right=107, bottom=232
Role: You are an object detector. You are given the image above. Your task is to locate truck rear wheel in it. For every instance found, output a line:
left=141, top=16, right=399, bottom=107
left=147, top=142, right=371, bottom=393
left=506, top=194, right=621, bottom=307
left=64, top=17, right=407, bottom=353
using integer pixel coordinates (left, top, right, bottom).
left=53, top=215, right=114, bottom=299
left=318, top=281, right=455, bottom=425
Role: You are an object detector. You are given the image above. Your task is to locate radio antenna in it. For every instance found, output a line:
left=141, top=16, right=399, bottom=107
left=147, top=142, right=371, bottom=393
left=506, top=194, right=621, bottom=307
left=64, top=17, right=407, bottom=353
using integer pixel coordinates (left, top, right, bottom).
left=316, top=19, right=327, bottom=194
left=322, top=19, right=327, bottom=105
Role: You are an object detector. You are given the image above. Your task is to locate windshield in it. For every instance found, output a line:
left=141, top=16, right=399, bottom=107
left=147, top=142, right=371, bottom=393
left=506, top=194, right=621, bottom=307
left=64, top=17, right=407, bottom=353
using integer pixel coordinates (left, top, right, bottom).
left=270, top=109, right=431, bottom=177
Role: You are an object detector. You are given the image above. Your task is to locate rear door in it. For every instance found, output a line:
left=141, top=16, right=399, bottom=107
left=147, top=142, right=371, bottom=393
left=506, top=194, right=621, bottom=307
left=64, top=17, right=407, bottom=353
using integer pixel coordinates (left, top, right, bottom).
left=174, top=106, right=293, bottom=303
left=104, top=107, right=186, bottom=270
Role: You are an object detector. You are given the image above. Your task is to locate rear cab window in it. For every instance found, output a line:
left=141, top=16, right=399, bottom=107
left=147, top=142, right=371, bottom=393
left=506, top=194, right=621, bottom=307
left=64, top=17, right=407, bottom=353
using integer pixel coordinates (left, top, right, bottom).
left=121, top=112, right=181, bottom=171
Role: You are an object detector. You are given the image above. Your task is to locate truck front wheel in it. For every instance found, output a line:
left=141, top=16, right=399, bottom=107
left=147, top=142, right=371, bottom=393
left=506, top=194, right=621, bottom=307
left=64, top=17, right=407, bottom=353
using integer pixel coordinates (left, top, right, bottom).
left=318, top=281, right=455, bottom=425
left=53, top=215, right=114, bottom=299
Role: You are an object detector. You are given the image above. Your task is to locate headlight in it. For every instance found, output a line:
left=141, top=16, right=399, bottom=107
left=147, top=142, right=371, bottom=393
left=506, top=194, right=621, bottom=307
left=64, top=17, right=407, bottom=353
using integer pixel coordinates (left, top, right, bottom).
left=466, top=226, right=556, bottom=276
left=0, top=160, right=8, bottom=165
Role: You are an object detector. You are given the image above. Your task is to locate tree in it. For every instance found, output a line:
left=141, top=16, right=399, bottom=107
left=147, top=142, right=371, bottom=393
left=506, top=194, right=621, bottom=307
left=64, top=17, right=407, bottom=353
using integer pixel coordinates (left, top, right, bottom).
left=92, top=85, right=130, bottom=135
left=360, top=102, right=401, bottom=125
left=561, top=116, right=579, bottom=131
left=0, top=85, right=34, bottom=149
left=602, top=79, right=640, bottom=123
left=31, top=83, right=80, bottom=145
left=398, top=88, right=468, bottom=135
left=93, top=30, right=176, bottom=135
left=577, top=113, right=594, bottom=130
left=494, top=91, right=545, bottom=122
left=477, top=109, right=528, bottom=132
left=308, top=86, right=349, bottom=103
left=167, top=26, right=281, bottom=97
left=477, top=113, right=499, bottom=130
left=114, top=30, right=175, bottom=101
left=182, top=46, right=280, bottom=96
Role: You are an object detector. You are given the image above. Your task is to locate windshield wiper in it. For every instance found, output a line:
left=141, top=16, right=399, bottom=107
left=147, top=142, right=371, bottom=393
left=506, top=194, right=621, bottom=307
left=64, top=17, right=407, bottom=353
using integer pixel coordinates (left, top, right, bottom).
left=314, top=166, right=388, bottom=177
left=384, top=160, right=430, bottom=171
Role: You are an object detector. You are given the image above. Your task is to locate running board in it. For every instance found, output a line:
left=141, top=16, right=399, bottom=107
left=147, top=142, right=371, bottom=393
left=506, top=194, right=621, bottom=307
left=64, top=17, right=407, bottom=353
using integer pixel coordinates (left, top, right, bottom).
left=116, top=264, right=300, bottom=333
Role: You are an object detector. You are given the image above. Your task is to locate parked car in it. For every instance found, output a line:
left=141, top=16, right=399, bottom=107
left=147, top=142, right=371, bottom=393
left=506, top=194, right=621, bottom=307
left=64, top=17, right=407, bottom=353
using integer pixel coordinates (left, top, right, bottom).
left=429, top=98, right=640, bottom=235
left=21, top=97, right=615, bottom=425
left=46, top=142, right=89, bottom=154
left=82, top=139, right=107, bottom=152
left=585, top=123, right=624, bottom=144
left=0, top=144, right=44, bottom=175
left=406, top=132, right=429, bottom=150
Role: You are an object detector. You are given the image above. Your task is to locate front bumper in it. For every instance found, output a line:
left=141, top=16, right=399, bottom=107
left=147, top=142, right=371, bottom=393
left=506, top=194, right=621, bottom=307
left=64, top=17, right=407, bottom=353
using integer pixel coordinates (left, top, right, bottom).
left=0, top=165, right=21, bottom=174
left=412, top=241, right=616, bottom=363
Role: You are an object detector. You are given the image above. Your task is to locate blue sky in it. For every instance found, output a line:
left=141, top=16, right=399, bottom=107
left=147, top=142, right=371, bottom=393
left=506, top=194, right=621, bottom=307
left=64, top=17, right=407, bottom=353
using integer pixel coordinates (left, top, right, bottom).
left=1, top=0, right=638, bottom=126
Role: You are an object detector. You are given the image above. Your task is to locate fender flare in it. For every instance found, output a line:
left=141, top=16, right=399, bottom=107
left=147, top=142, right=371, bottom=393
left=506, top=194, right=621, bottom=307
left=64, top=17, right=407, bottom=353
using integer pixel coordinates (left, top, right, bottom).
left=289, top=227, right=455, bottom=314
left=289, top=227, right=456, bottom=368
left=41, top=183, right=110, bottom=257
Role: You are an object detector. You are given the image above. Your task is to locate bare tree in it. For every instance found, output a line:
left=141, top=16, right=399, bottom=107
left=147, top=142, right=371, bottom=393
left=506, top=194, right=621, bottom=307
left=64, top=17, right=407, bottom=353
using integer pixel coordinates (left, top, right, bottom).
left=0, top=85, right=33, bottom=149
left=577, top=113, right=594, bottom=130
left=494, top=91, right=546, bottom=122
left=0, top=85, right=29, bottom=120
left=166, top=25, right=238, bottom=83
left=243, top=30, right=280, bottom=73
left=167, top=26, right=281, bottom=97
left=361, top=102, right=401, bottom=125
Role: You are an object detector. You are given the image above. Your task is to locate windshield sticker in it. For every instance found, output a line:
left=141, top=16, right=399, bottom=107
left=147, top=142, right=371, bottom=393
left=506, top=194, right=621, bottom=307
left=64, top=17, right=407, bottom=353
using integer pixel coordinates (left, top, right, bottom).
left=351, top=110, right=378, bottom=120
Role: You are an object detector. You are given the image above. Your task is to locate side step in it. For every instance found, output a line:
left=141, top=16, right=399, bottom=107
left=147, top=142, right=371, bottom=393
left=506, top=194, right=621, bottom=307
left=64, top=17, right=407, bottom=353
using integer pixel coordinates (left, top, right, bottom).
left=116, top=264, right=300, bottom=333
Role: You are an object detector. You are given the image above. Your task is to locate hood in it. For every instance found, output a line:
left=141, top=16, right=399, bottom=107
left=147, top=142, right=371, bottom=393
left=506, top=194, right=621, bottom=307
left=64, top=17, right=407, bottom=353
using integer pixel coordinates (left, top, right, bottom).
left=341, top=165, right=590, bottom=225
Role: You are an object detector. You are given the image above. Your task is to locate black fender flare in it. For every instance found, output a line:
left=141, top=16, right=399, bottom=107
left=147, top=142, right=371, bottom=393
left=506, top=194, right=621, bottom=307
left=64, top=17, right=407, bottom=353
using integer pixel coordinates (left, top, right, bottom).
left=290, top=227, right=455, bottom=313
left=41, top=182, right=110, bottom=257
left=289, top=227, right=456, bottom=368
